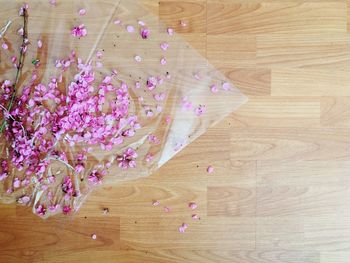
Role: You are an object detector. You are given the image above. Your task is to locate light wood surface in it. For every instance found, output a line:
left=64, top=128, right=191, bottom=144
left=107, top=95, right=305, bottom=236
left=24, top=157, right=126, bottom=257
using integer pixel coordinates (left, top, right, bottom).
left=1, top=0, right=350, bottom=262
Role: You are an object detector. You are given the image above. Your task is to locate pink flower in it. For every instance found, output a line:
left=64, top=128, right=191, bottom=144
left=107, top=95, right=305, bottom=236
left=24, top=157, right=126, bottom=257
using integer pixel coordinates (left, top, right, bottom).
left=71, top=24, right=87, bottom=37
left=207, top=165, right=214, bottom=173
left=160, top=57, right=167, bottom=65
left=148, top=134, right=160, bottom=144
left=116, top=148, right=137, bottom=169
left=36, top=204, right=46, bottom=216
left=210, top=85, right=218, bottom=93
left=188, top=202, right=198, bottom=210
left=61, top=176, right=74, bottom=194
left=18, top=196, right=30, bottom=204
left=140, top=28, right=150, bottom=39
left=195, top=105, right=206, bottom=116
left=63, top=205, right=72, bottom=214
left=13, top=178, right=21, bottom=188
left=88, top=170, right=103, bottom=185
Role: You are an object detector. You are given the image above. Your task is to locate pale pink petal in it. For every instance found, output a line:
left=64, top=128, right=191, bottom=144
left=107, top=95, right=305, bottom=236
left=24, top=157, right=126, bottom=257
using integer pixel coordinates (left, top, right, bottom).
left=222, top=82, right=231, bottom=90
left=37, top=39, right=43, bottom=48
left=160, top=42, right=169, bottom=51
left=167, top=27, right=174, bottom=36
left=210, top=85, right=218, bottom=93
left=126, top=25, right=135, bottom=33
left=91, top=234, right=97, bottom=240
left=180, top=20, right=187, bottom=27
left=152, top=200, right=160, bottom=206
left=78, top=8, right=86, bottom=16
left=164, top=206, right=171, bottom=212
left=160, top=57, right=167, bottom=65
left=134, top=55, right=142, bottom=62
left=188, top=202, right=198, bottom=210
left=138, top=20, right=145, bottom=26
left=207, top=165, right=214, bottom=173
left=114, top=19, right=121, bottom=25
left=192, top=214, right=200, bottom=220
left=1, top=43, right=8, bottom=50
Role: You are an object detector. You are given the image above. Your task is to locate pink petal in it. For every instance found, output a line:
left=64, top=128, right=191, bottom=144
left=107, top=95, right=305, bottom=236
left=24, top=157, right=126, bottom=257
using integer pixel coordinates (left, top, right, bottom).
left=164, top=206, right=171, bottom=213
left=167, top=27, right=174, bottom=36
left=91, top=234, right=97, bottom=240
left=138, top=20, right=145, bottom=26
left=160, top=57, right=167, bottom=65
left=1, top=43, right=8, bottom=50
left=207, top=165, right=214, bottom=173
left=180, top=20, right=187, bottom=27
left=188, top=202, right=198, bottom=210
left=152, top=200, right=160, bottom=206
left=160, top=42, right=169, bottom=51
left=222, top=82, right=231, bottom=90
left=126, top=25, right=135, bottom=33
left=134, top=55, right=142, bottom=62
left=37, top=39, right=43, bottom=48
left=78, top=8, right=86, bottom=16
left=192, top=214, right=200, bottom=220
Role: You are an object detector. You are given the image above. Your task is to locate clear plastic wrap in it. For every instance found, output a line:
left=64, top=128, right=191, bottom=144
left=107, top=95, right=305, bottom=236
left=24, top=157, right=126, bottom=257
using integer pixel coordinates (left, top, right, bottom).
left=0, top=0, right=247, bottom=218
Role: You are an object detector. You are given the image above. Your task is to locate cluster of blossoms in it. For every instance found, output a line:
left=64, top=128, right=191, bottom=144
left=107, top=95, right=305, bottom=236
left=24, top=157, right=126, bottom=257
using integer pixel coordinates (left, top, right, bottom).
left=0, top=2, right=225, bottom=219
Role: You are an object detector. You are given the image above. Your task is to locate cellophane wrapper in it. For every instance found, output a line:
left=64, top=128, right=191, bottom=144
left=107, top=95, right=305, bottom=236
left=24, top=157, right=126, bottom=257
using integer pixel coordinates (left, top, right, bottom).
left=0, top=0, right=247, bottom=218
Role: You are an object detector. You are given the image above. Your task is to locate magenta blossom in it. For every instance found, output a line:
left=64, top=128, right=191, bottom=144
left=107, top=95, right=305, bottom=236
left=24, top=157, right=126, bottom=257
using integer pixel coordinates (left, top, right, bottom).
left=116, top=147, right=137, bottom=169
left=71, top=24, right=87, bottom=37
left=140, top=27, right=150, bottom=39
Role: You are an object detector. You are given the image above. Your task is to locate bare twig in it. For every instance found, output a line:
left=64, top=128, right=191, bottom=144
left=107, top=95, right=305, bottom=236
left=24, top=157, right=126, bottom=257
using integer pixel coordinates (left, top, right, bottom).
left=0, top=9, right=28, bottom=133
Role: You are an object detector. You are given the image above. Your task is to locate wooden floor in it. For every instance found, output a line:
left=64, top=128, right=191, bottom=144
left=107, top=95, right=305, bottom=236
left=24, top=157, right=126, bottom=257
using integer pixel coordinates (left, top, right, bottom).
left=2, top=0, right=350, bottom=262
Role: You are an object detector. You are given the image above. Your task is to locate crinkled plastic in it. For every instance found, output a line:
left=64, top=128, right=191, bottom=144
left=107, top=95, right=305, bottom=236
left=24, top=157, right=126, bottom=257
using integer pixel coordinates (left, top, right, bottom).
left=0, top=0, right=247, bottom=218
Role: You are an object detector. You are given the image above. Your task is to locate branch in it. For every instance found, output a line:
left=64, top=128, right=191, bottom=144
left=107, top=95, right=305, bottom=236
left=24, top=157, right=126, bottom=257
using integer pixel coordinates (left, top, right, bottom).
left=0, top=7, right=28, bottom=133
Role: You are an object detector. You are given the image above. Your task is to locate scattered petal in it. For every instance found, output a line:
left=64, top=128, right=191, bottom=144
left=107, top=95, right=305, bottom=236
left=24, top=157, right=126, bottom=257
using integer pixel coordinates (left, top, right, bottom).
left=91, top=234, right=97, bottom=240
left=114, top=19, right=121, bottom=25
left=152, top=200, right=160, bottom=206
left=195, top=105, right=206, bottom=116
left=180, top=20, right=187, bottom=27
left=207, top=165, right=214, bottom=173
left=188, top=202, right=198, bottom=210
left=192, top=214, right=200, bottom=220
left=210, top=84, right=218, bottom=93
left=164, top=206, right=171, bottom=212
left=37, top=39, right=43, bottom=48
left=167, top=27, right=174, bottom=36
left=126, top=25, right=135, bottom=33
left=160, top=57, right=167, bottom=65
left=160, top=42, right=169, bottom=51
left=140, top=27, right=150, bottom=39
left=1, top=43, right=8, bottom=50
left=78, top=8, right=86, bottom=16
left=222, top=82, right=231, bottom=90
left=134, top=55, right=142, bottom=62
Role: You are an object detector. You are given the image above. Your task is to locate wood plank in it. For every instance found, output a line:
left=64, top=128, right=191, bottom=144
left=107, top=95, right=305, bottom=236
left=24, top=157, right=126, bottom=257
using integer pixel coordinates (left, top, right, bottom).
left=231, top=97, right=320, bottom=128
left=257, top=34, right=350, bottom=70
left=120, top=217, right=256, bottom=250
left=272, top=69, right=350, bottom=96
left=208, top=2, right=347, bottom=35
left=321, top=97, right=350, bottom=127
left=207, top=35, right=257, bottom=68
left=230, top=127, right=350, bottom=161
left=207, top=186, right=256, bottom=216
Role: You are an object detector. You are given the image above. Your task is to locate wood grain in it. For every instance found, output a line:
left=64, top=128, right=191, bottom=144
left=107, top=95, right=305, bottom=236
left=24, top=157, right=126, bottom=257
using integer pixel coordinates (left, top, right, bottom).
left=2, top=0, right=350, bottom=262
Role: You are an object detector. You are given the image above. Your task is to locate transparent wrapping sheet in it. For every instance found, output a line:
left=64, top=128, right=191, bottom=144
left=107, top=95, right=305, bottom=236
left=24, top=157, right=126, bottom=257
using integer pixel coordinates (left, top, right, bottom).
left=0, top=0, right=247, bottom=218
